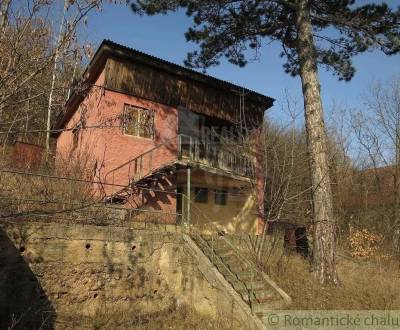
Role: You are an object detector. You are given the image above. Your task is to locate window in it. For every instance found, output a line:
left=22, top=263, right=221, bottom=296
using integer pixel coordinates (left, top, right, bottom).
left=214, top=189, right=227, bottom=205
left=123, top=104, right=154, bottom=139
left=194, top=187, right=208, bottom=203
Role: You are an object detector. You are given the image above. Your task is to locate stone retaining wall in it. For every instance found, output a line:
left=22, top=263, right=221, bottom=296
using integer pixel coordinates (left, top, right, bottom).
left=0, top=221, right=262, bottom=329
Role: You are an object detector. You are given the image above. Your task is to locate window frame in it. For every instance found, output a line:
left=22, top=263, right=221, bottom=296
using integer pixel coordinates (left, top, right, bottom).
left=122, top=103, right=155, bottom=139
left=194, top=187, right=209, bottom=204
left=214, top=189, right=228, bottom=205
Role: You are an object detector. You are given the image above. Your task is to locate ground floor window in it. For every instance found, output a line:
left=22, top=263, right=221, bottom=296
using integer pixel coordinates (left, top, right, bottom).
left=214, top=189, right=227, bottom=205
left=194, top=187, right=208, bottom=203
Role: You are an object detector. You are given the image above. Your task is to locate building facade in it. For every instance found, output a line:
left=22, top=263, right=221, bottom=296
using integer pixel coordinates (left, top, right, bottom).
left=55, top=40, right=274, bottom=234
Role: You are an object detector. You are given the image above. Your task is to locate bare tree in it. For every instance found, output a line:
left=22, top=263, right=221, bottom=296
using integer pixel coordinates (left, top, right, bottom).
left=0, top=0, right=11, bottom=31
left=45, top=0, right=110, bottom=153
left=352, top=75, right=400, bottom=254
left=0, top=0, right=124, bottom=150
left=130, top=0, right=399, bottom=285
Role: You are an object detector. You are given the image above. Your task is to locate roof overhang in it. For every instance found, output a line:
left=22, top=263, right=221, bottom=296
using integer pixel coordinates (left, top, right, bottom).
left=53, top=40, right=275, bottom=136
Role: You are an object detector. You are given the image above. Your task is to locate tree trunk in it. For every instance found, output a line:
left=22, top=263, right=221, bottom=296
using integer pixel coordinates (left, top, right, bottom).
left=393, top=170, right=400, bottom=254
left=46, top=0, right=68, bottom=154
left=0, top=0, right=11, bottom=32
left=295, top=0, right=339, bottom=285
left=393, top=120, right=400, bottom=255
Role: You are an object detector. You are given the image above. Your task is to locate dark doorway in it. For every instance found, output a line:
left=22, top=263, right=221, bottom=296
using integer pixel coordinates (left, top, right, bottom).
left=295, top=227, right=309, bottom=257
left=283, top=225, right=309, bottom=258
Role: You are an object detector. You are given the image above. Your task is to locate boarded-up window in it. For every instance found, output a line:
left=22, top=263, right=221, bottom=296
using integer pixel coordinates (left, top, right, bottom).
left=123, top=104, right=154, bottom=139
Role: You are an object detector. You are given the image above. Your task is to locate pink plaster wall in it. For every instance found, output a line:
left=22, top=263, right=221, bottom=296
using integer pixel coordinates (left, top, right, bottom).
left=56, top=66, right=179, bottom=210
left=56, top=59, right=265, bottom=227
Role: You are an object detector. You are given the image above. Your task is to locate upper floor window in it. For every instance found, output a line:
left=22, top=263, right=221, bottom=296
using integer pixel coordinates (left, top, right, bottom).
left=123, top=104, right=155, bottom=139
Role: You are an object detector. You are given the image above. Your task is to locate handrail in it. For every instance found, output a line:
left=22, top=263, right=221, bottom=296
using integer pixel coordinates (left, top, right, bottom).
left=182, top=194, right=257, bottom=272
left=103, top=133, right=254, bottom=201
left=220, top=234, right=258, bottom=274
left=104, top=134, right=254, bottom=181
left=178, top=133, right=254, bottom=178
left=104, top=136, right=178, bottom=181
left=189, top=225, right=256, bottom=312
left=190, top=229, right=243, bottom=282
left=184, top=195, right=292, bottom=307
left=181, top=194, right=258, bottom=312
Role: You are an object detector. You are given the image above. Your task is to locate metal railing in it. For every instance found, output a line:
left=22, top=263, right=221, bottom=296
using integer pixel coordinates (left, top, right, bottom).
left=181, top=195, right=258, bottom=313
left=178, top=134, right=254, bottom=178
left=189, top=226, right=256, bottom=313
left=103, top=134, right=254, bottom=200
left=103, top=137, right=178, bottom=197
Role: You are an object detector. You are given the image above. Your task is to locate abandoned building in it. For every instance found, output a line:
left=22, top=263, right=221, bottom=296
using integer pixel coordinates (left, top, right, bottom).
left=1, top=41, right=294, bottom=329
left=54, top=40, right=274, bottom=234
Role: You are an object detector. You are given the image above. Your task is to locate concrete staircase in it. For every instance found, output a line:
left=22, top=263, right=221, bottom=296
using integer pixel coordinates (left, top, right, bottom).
left=191, top=233, right=291, bottom=325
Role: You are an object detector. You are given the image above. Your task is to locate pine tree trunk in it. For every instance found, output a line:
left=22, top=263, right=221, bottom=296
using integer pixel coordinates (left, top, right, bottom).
left=46, top=0, right=68, bottom=154
left=393, top=170, right=400, bottom=254
left=393, top=124, right=400, bottom=255
left=295, top=0, right=339, bottom=285
left=0, top=0, right=11, bottom=32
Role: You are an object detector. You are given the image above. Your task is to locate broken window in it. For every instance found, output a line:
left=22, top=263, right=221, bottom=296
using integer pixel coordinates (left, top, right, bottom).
left=194, top=187, right=208, bottom=203
left=123, top=104, right=154, bottom=139
left=214, top=189, right=227, bottom=205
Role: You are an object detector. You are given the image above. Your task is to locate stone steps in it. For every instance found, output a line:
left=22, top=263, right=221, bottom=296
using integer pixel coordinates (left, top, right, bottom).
left=196, top=235, right=280, bottom=290
left=238, top=286, right=275, bottom=302
left=191, top=232, right=290, bottom=327
left=254, top=299, right=288, bottom=314
left=230, top=279, right=265, bottom=290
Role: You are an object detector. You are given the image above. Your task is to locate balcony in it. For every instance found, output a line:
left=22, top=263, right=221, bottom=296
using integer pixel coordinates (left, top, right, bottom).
left=104, top=134, right=255, bottom=200
left=177, top=134, right=254, bottom=179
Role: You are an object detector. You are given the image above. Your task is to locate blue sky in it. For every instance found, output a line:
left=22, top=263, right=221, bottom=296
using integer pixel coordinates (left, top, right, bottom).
left=81, top=2, right=399, bottom=124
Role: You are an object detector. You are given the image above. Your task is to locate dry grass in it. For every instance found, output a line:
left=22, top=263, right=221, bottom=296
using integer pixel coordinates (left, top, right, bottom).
left=267, top=252, right=400, bottom=310
left=55, top=305, right=231, bottom=330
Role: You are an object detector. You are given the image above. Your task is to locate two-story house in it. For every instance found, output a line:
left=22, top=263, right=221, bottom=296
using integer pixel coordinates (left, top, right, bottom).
left=54, top=40, right=274, bottom=234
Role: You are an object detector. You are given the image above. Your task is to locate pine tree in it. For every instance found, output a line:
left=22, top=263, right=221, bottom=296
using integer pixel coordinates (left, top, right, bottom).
left=131, top=0, right=400, bottom=284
